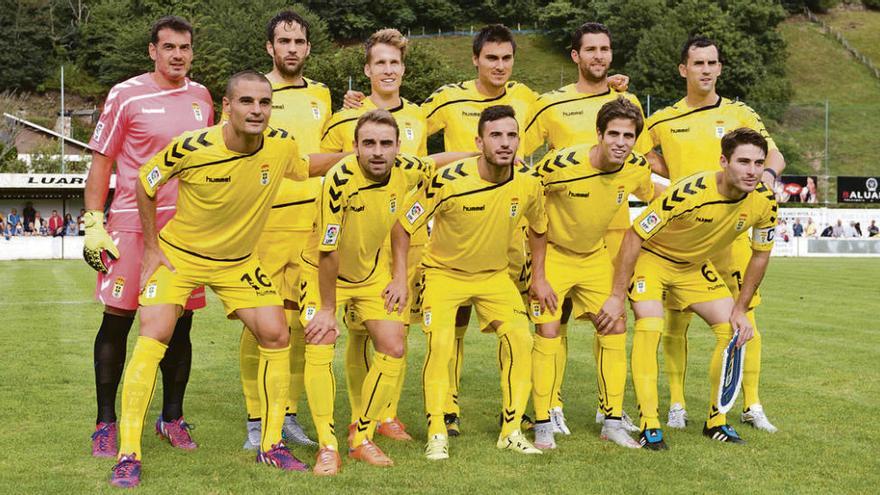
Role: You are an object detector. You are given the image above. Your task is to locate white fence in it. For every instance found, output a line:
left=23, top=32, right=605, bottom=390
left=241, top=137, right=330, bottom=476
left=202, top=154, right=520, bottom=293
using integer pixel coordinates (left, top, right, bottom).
left=0, top=235, right=84, bottom=260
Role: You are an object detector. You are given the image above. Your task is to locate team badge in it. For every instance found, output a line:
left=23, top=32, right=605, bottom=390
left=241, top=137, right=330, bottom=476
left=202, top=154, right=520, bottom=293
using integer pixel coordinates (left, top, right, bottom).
left=636, top=277, right=646, bottom=294
left=92, top=122, right=104, bottom=142
left=735, top=213, right=748, bottom=231
left=112, top=277, right=125, bottom=299
left=530, top=300, right=542, bottom=317
left=510, top=197, right=519, bottom=218
left=616, top=185, right=626, bottom=205
left=144, top=281, right=158, bottom=299
left=146, top=166, right=162, bottom=188
left=311, top=102, right=321, bottom=120
left=192, top=103, right=203, bottom=122
left=715, top=122, right=725, bottom=138
left=260, top=164, right=270, bottom=186
left=639, top=211, right=661, bottom=233
left=423, top=308, right=432, bottom=327
left=322, top=224, right=340, bottom=246
left=406, top=201, right=424, bottom=224
left=304, top=304, right=317, bottom=321
left=390, top=193, right=397, bottom=213
left=405, top=124, right=414, bottom=141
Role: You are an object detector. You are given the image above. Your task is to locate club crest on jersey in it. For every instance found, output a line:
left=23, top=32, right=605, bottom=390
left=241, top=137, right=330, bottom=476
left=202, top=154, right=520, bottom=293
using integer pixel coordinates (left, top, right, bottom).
left=510, top=197, right=520, bottom=218
left=735, top=213, right=748, bottom=231
left=92, top=122, right=105, bottom=142
left=311, top=102, right=321, bottom=120
left=715, top=124, right=725, bottom=138
left=260, top=164, right=270, bottom=186
left=404, top=124, right=414, bottom=141
left=406, top=201, right=424, bottom=224
left=636, top=277, right=646, bottom=294
left=616, top=185, right=626, bottom=205
left=112, top=277, right=125, bottom=299
left=192, top=103, right=203, bottom=122
left=423, top=308, right=432, bottom=327
left=390, top=193, right=397, bottom=213
left=322, top=224, right=340, bottom=246
left=640, top=211, right=661, bottom=233
left=304, top=304, right=317, bottom=321
left=146, top=166, right=162, bottom=188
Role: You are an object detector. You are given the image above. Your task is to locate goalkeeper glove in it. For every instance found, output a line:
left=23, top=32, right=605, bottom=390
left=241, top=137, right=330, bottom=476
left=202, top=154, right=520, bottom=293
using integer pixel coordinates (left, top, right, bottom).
left=83, top=210, right=119, bottom=273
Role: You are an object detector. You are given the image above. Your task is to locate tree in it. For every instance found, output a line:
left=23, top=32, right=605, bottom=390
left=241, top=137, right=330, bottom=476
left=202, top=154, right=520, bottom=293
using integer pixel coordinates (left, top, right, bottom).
left=0, top=0, right=55, bottom=90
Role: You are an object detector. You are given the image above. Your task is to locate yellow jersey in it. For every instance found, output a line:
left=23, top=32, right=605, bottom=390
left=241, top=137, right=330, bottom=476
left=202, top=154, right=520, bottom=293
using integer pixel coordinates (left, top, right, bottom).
left=522, top=85, right=652, bottom=156
left=632, top=171, right=777, bottom=264
left=421, top=80, right=538, bottom=152
left=533, top=145, right=653, bottom=254
left=265, top=78, right=331, bottom=232
left=646, top=96, right=777, bottom=182
left=140, top=125, right=307, bottom=261
left=401, top=157, right=547, bottom=274
left=303, top=153, right=434, bottom=284
left=320, top=96, right=427, bottom=155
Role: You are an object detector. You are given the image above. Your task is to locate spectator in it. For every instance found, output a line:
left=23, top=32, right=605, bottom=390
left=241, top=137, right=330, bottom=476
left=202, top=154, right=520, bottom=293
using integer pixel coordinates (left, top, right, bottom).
left=805, top=218, right=818, bottom=238
left=792, top=218, right=804, bottom=237
left=22, top=202, right=36, bottom=230
left=821, top=223, right=834, bottom=237
left=64, top=213, right=78, bottom=236
left=854, top=222, right=863, bottom=238
left=843, top=221, right=857, bottom=238
left=868, top=220, right=879, bottom=238
left=777, top=219, right=790, bottom=242
left=14, top=220, right=24, bottom=236
left=32, top=212, right=44, bottom=236
left=48, top=210, right=65, bottom=237
left=77, top=209, right=86, bottom=236
left=832, top=219, right=844, bottom=238
left=1, top=217, right=9, bottom=240
left=7, top=208, right=20, bottom=232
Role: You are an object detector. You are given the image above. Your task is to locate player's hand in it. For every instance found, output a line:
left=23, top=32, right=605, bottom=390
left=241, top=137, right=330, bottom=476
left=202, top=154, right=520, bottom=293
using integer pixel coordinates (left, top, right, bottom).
left=342, top=90, right=366, bottom=110
left=82, top=210, right=119, bottom=273
left=140, top=244, right=174, bottom=291
left=529, top=277, right=558, bottom=315
left=383, top=277, right=408, bottom=315
left=304, top=309, right=339, bottom=344
left=608, top=74, right=630, bottom=92
left=729, top=307, right=754, bottom=348
left=596, top=295, right=626, bottom=335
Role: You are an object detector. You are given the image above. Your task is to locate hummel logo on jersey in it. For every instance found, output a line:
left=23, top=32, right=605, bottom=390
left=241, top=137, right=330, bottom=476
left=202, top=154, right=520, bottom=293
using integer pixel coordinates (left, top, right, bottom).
left=142, top=107, right=166, bottom=114
left=670, top=127, right=690, bottom=134
left=205, top=176, right=231, bottom=183
left=461, top=110, right=481, bottom=118
left=568, top=191, right=590, bottom=198
left=696, top=216, right=713, bottom=223
left=463, top=205, right=485, bottom=212
left=350, top=205, right=365, bottom=212
left=562, top=110, right=584, bottom=117
left=272, top=104, right=285, bottom=110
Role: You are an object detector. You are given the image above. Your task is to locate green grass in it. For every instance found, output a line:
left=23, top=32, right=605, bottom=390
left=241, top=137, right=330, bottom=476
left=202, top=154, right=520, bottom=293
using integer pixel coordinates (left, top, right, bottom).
left=2, top=258, right=880, bottom=493
left=822, top=8, right=880, bottom=64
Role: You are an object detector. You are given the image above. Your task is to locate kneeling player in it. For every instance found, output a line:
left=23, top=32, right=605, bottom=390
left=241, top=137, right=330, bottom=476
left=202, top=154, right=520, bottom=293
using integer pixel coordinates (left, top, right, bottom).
left=109, top=71, right=329, bottom=487
left=300, top=110, right=436, bottom=475
left=393, top=105, right=549, bottom=460
left=529, top=97, right=656, bottom=450
left=597, top=128, right=777, bottom=450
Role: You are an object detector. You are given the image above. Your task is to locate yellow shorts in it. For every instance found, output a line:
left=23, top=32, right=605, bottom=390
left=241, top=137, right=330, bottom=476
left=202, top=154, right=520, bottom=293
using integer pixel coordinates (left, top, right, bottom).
left=603, top=228, right=627, bottom=263
left=710, top=234, right=761, bottom=308
left=298, top=266, right=406, bottom=327
left=140, top=243, right=282, bottom=316
left=507, top=224, right=531, bottom=295
left=255, top=229, right=309, bottom=304
left=407, top=244, right=426, bottom=324
left=530, top=244, right=612, bottom=324
left=420, top=268, right=528, bottom=334
left=627, top=250, right=731, bottom=311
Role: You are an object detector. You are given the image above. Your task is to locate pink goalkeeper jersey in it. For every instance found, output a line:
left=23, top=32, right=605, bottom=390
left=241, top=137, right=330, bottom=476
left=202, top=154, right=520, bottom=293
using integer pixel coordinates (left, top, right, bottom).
left=89, top=73, right=214, bottom=233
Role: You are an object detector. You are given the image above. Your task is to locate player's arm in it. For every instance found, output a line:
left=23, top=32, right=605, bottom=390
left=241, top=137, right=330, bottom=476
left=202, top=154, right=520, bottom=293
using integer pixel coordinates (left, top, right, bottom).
left=305, top=152, right=350, bottom=177
left=342, top=90, right=366, bottom=109
left=730, top=248, right=770, bottom=347
left=762, top=149, right=786, bottom=189
left=596, top=227, right=643, bottom=333
left=646, top=150, right=669, bottom=178
left=429, top=151, right=479, bottom=168
left=304, top=250, right=341, bottom=343
left=385, top=222, right=411, bottom=314
left=528, top=227, right=557, bottom=314
left=82, top=151, right=119, bottom=271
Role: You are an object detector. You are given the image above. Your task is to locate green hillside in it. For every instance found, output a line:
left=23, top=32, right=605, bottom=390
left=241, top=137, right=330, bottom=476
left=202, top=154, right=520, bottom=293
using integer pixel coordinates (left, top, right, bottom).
left=822, top=7, right=880, bottom=63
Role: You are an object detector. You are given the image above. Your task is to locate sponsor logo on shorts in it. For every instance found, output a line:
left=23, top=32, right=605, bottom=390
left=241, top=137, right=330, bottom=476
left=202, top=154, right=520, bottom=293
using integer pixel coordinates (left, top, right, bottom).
left=510, top=197, right=519, bottom=218
left=112, top=277, right=125, bottom=299
left=423, top=308, right=432, bottom=327
left=405, top=201, right=424, bottom=224
left=636, top=277, right=646, bottom=294
left=708, top=283, right=727, bottom=291
left=304, top=304, right=316, bottom=321
left=92, top=122, right=104, bottom=142
left=311, top=102, right=321, bottom=120
left=639, top=211, right=661, bottom=233
left=144, top=281, right=158, bottom=299
left=192, top=103, right=203, bottom=122
left=513, top=308, right=528, bottom=317
left=390, top=193, right=397, bottom=213
left=146, top=166, right=162, bottom=188
left=260, top=164, right=270, bottom=186
left=322, top=224, right=340, bottom=246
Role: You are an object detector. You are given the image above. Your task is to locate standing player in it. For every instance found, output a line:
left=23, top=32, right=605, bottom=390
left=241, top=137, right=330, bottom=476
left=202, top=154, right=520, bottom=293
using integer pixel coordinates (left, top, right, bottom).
left=300, top=110, right=435, bottom=475
left=83, top=16, right=212, bottom=457
left=321, top=28, right=427, bottom=442
left=598, top=128, right=777, bottom=449
left=645, top=36, right=784, bottom=432
left=528, top=97, right=655, bottom=450
left=393, top=105, right=549, bottom=460
left=109, top=71, right=335, bottom=487
left=238, top=9, right=329, bottom=451
left=521, top=22, right=648, bottom=434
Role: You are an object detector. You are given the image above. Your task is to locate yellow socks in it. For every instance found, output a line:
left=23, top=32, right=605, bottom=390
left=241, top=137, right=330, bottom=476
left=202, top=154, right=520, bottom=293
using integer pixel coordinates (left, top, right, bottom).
left=344, top=328, right=371, bottom=424
left=380, top=326, right=409, bottom=421
left=118, top=336, right=167, bottom=458
left=631, top=317, right=663, bottom=430
left=287, top=311, right=306, bottom=416
left=662, top=308, right=692, bottom=408
left=550, top=323, right=567, bottom=409
left=597, top=332, right=627, bottom=419
left=352, top=352, right=404, bottom=446
left=443, top=324, right=467, bottom=416
left=498, top=325, right=533, bottom=438
left=423, top=329, right=456, bottom=437
left=707, top=323, right=733, bottom=428
left=257, top=345, right=291, bottom=451
left=305, top=344, right=337, bottom=449
left=239, top=328, right=261, bottom=420
left=741, top=311, right=762, bottom=409
left=531, top=334, right=561, bottom=422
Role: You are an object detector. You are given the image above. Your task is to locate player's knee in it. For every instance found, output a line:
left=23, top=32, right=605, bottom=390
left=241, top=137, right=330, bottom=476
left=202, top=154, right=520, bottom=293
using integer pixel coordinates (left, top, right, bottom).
left=536, top=322, right=561, bottom=339
left=377, top=340, right=405, bottom=359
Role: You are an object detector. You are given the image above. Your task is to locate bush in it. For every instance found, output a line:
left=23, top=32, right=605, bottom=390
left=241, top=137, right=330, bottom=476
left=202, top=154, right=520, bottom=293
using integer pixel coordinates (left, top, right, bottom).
left=864, top=0, right=880, bottom=10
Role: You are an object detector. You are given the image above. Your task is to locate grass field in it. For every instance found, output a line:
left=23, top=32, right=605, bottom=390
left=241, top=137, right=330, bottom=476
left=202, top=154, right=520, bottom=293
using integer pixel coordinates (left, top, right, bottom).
left=1, top=258, right=879, bottom=493
left=822, top=8, right=880, bottom=64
